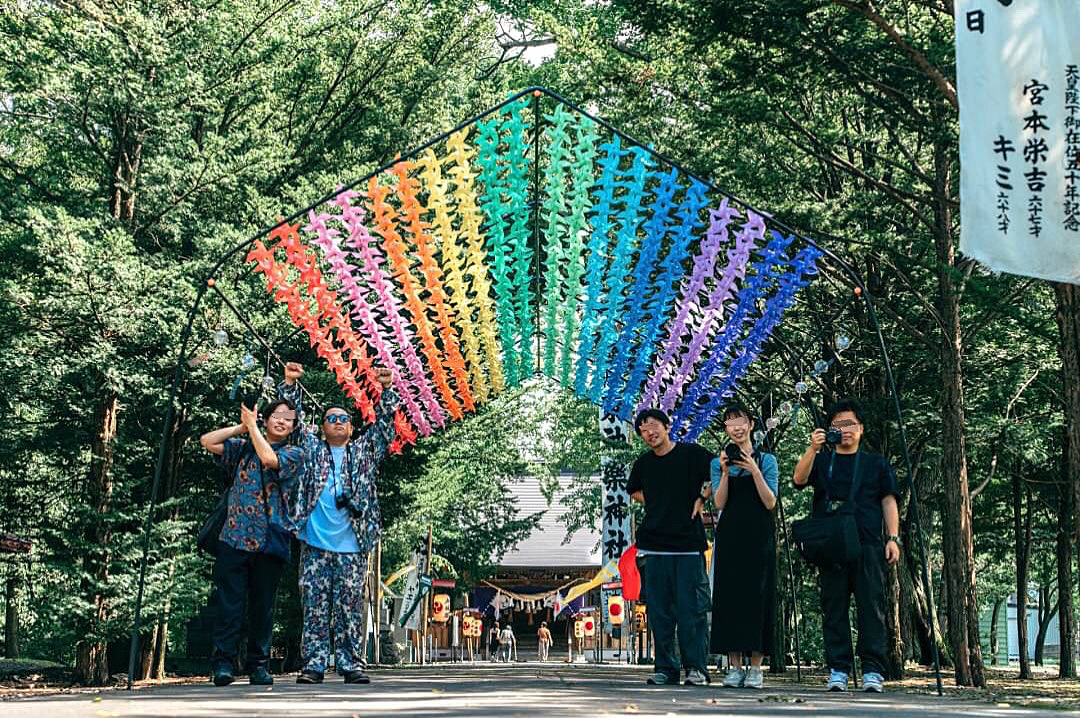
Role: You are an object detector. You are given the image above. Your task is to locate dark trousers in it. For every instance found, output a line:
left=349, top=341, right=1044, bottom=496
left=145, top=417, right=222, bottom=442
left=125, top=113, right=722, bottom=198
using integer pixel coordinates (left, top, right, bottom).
left=819, top=541, right=887, bottom=676
left=211, top=541, right=285, bottom=672
left=641, top=553, right=710, bottom=681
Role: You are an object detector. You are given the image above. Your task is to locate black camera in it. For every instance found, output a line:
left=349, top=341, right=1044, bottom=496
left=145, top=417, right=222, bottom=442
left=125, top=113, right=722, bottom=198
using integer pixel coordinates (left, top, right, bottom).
left=335, top=494, right=362, bottom=518
left=825, top=427, right=843, bottom=445
left=724, top=443, right=743, bottom=461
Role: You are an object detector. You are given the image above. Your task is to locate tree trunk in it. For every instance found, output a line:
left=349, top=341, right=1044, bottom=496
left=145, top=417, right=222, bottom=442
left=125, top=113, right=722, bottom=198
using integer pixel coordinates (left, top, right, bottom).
left=901, top=486, right=948, bottom=666
left=770, top=527, right=786, bottom=673
left=1014, top=472, right=1032, bottom=679
left=1054, top=282, right=1080, bottom=545
left=4, top=575, right=18, bottom=659
left=1059, top=479, right=1077, bottom=678
left=1034, top=587, right=1058, bottom=667
left=76, top=391, right=118, bottom=686
left=990, top=596, right=1004, bottom=666
left=884, top=558, right=904, bottom=679
left=933, top=139, right=985, bottom=687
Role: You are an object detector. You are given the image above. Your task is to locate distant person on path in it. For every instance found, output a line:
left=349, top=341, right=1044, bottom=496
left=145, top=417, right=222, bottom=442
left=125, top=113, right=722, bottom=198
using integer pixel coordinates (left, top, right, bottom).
left=627, top=408, right=714, bottom=687
left=793, top=398, right=900, bottom=693
left=498, top=623, right=516, bottom=662
left=537, top=621, right=553, bottom=661
left=199, top=396, right=304, bottom=687
left=488, top=621, right=501, bottom=661
left=708, top=403, right=779, bottom=690
left=279, top=362, right=398, bottom=686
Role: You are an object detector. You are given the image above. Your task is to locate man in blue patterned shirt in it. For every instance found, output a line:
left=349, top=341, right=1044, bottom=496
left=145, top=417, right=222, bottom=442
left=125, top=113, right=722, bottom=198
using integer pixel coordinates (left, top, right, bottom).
left=280, top=362, right=398, bottom=685
left=200, top=396, right=305, bottom=687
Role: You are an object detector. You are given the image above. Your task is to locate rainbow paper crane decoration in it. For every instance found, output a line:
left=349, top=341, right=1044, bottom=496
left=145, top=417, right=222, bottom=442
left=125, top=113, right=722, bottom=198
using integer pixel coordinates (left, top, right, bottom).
left=245, top=94, right=822, bottom=450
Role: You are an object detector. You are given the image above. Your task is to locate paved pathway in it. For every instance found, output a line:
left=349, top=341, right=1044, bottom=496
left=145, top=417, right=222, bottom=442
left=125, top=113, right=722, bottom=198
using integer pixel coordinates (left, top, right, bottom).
left=1, top=664, right=1073, bottom=717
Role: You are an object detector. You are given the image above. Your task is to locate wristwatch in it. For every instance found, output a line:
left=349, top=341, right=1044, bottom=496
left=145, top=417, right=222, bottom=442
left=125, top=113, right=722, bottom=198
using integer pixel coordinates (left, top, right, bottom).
left=886, top=535, right=901, bottom=546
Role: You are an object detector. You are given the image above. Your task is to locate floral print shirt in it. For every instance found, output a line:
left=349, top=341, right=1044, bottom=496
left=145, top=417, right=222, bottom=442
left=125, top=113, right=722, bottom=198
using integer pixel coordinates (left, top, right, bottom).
left=217, top=437, right=304, bottom=554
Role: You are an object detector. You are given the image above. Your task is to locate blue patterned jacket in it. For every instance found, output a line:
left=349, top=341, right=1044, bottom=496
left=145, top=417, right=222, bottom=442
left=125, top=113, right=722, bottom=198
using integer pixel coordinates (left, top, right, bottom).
left=217, top=438, right=303, bottom=555
left=279, top=382, right=399, bottom=556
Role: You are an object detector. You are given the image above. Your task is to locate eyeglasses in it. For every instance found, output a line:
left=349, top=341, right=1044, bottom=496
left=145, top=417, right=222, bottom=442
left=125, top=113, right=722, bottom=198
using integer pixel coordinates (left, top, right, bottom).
left=830, top=420, right=860, bottom=430
left=324, top=414, right=351, bottom=425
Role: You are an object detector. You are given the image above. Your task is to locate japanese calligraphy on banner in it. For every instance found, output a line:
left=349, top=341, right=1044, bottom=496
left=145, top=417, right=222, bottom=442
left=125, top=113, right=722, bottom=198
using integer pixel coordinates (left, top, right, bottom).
left=398, top=550, right=429, bottom=631
left=599, top=412, right=631, bottom=636
left=954, top=1, right=1080, bottom=283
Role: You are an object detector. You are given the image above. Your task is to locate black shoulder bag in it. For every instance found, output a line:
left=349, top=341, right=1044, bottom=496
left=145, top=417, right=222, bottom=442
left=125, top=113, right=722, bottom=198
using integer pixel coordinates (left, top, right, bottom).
left=791, top=451, right=862, bottom=569
left=197, top=440, right=253, bottom=556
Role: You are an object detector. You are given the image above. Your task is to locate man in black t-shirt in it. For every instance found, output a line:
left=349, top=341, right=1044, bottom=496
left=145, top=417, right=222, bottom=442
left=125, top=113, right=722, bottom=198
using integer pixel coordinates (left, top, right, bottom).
left=793, top=399, right=900, bottom=694
left=627, top=408, right=714, bottom=687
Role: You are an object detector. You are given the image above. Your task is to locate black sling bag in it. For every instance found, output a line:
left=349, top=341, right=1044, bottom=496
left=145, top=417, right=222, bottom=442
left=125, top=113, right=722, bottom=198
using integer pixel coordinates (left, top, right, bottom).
left=791, top=451, right=862, bottom=569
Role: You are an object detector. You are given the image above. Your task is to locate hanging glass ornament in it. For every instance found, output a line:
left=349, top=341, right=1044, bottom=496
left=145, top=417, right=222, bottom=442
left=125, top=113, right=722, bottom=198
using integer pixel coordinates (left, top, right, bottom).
left=212, top=329, right=229, bottom=347
left=835, top=334, right=852, bottom=352
left=765, top=416, right=780, bottom=430
left=261, top=374, right=276, bottom=393
left=241, top=353, right=255, bottom=369
left=813, top=359, right=829, bottom=375
left=753, top=430, right=766, bottom=444
left=779, top=401, right=793, bottom=414
left=794, top=381, right=809, bottom=395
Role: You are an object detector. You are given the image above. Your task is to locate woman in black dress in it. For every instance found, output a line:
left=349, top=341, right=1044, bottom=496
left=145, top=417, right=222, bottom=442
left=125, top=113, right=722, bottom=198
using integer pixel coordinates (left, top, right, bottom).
left=708, top=404, right=779, bottom=689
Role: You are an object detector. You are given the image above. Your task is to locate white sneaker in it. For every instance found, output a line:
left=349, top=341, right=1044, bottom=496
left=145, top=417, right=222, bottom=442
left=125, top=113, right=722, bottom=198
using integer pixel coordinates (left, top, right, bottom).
left=744, top=667, right=764, bottom=689
left=722, top=668, right=745, bottom=688
left=684, top=668, right=709, bottom=686
left=825, top=669, right=848, bottom=692
left=862, top=671, right=884, bottom=693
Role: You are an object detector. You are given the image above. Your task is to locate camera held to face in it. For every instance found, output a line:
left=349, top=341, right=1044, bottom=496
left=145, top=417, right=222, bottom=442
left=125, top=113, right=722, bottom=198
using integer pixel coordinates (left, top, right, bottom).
left=825, top=427, right=843, bottom=446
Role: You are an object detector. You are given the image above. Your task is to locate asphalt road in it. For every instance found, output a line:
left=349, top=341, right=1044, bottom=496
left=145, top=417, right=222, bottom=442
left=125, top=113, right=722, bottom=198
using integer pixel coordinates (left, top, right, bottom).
left=1, top=664, right=1073, bottom=717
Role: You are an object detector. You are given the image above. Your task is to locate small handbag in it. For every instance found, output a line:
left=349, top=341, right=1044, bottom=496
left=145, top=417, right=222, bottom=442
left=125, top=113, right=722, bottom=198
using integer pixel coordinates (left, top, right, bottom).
left=791, top=452, right=862, bottom=569
left=196, top=493, right=230, bottom=555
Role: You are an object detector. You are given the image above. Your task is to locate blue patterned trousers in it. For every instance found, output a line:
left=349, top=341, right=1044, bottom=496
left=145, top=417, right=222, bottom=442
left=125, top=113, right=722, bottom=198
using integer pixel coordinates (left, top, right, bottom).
left=299, top=544, right=369, bottom=673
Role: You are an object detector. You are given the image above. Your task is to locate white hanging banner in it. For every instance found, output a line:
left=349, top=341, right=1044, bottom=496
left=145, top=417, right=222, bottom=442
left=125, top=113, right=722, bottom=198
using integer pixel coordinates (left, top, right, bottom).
left=599, top=411, right=631, bottom=637
left=954, top=1, right=1080, bottom=283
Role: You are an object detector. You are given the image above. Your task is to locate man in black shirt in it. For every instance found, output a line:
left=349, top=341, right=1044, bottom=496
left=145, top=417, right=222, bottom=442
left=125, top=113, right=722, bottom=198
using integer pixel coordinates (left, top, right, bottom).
left=793, top=398, right=900, bottom=694
left=627, top=409, right=714, bottom=686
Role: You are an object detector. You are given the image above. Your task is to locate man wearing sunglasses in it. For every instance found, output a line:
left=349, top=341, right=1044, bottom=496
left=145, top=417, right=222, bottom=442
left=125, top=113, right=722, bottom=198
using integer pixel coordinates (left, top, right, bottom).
left=278, top=362, right=398, bottom=686
left=793, top=398, right=900, bottom=694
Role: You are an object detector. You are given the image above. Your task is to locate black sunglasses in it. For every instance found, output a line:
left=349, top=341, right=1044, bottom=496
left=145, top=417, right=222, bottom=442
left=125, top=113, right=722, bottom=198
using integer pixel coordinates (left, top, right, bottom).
left=323, top=414, right=352, bottom=425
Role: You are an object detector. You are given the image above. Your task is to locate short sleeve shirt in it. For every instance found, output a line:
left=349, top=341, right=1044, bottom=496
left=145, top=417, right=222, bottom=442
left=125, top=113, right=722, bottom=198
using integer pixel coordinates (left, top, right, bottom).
left=796, top=450, right=899, bottom=543
left=218, top=437, right=304, bottom=554
left=711, top=451, right=779, bottom=496
left=626, top=442, right=715, bottom=552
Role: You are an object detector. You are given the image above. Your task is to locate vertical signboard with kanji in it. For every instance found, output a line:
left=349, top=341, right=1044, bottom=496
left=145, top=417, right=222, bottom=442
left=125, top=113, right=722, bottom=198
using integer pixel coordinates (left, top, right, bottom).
left=599, top=411, right=631, bottom=638
left=955, top=1, right=1080, bottom=283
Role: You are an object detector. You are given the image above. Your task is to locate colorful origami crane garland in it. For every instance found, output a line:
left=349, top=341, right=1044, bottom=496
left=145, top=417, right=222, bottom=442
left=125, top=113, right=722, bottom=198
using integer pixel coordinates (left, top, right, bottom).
left=245, top=98, right=822, bottom=446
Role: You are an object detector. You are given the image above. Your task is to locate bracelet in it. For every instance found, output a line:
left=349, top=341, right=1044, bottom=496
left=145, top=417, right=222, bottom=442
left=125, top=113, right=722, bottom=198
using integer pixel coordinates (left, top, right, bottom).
left=886, top=535, right=901, bottom=545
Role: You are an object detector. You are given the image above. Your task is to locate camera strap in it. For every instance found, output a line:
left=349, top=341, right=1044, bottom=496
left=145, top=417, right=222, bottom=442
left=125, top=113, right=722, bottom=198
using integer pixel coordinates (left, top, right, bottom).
left=824, top=450, right=862, bottom=505
left=324, top=441, right=351, bottom=500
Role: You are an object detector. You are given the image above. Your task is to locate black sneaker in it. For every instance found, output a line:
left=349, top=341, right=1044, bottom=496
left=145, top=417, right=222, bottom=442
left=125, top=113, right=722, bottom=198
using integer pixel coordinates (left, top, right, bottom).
left=343, top=669, right=370, bottom=684
left=296, top=670, right=324, bottom=684
left=249, top=666, right=274, bottom=685
left=212, top=666, right=235, bottom=687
